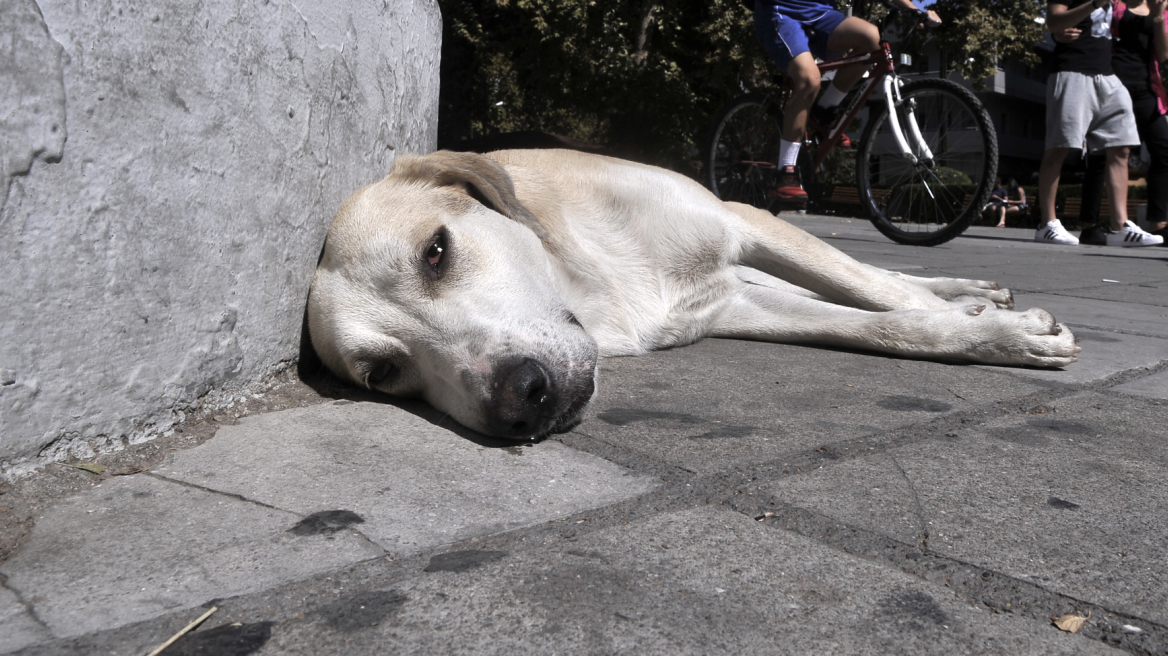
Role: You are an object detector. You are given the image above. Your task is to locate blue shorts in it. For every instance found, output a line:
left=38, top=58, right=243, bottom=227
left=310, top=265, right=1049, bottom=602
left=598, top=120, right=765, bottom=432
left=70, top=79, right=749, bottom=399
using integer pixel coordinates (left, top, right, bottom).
left=754, top=0, right=848, bottom=72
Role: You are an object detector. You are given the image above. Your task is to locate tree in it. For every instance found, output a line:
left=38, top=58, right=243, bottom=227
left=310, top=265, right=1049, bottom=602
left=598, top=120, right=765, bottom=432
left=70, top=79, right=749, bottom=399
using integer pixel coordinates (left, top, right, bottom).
left=438, top=0, right=773, bottom=171
left=930, top=0, right=1047, bottom=83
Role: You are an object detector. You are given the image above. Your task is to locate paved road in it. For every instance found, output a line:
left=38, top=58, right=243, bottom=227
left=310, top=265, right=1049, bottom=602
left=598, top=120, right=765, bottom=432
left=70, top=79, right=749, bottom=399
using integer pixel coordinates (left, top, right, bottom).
left=2, top=216, right=1166, bottom=655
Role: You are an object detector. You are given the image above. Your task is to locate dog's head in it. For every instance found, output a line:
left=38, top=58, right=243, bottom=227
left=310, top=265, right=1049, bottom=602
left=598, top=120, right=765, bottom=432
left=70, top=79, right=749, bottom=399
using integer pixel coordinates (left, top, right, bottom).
left=307, top=151, right=598, bottom=440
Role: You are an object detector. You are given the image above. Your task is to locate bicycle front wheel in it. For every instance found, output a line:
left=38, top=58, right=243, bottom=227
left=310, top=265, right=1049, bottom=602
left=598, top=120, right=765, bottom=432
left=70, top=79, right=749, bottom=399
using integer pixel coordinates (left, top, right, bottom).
left=705, top=92, right=783, bottom=210
left=856, top=78, right=998, bottom=246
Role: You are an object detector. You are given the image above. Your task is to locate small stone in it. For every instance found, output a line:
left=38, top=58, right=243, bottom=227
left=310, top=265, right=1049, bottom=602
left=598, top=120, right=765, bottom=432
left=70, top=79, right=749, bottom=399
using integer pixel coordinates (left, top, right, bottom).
left=0, top=369, right=15, bottom=385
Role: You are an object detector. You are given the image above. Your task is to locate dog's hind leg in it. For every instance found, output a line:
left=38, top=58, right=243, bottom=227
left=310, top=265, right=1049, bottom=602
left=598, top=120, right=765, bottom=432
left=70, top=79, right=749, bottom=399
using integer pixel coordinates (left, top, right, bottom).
left=723, top=203, right=951, bottom=312
left=711, top=274, right=1078, bottom=367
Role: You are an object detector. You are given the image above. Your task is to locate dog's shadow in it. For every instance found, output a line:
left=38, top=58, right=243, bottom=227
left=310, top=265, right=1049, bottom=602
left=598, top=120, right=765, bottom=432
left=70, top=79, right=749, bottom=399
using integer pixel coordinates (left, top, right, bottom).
left=296, top=303, right=528, bottom=449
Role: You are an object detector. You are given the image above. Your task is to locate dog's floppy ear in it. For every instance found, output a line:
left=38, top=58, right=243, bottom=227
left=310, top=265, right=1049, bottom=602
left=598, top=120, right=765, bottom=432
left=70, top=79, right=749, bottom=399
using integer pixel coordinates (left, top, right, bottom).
left=392, top=151, right=547, bottom=241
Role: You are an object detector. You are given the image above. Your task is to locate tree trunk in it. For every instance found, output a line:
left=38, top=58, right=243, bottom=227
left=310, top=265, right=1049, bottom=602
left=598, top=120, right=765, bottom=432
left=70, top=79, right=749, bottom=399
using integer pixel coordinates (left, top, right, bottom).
left=633, top=1, right=657, bottom=67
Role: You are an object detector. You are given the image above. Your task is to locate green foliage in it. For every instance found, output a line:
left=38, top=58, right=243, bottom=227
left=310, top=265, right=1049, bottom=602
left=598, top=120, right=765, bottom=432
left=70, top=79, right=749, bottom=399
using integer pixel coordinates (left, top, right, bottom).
left=930, top=0, right=1047, bottom=85
left=437, top=0, right=1049, bottom=170
left=933, top=166, right=973, bottom=184
left=438, top=0, right=776, bottom=171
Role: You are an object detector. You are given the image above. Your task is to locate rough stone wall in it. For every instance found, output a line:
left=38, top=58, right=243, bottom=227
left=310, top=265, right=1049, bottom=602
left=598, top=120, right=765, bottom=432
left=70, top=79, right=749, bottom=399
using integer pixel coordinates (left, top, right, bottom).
left=0, top=0, right=440, bottom=475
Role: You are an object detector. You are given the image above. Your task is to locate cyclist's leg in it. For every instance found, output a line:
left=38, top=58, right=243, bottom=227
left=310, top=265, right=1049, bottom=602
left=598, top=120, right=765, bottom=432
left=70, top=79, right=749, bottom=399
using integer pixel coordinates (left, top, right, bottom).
left=754, top=6, right=817, bottom=200
left=783, top=53, right=820, bottom=142
left=822, top=17, right=879, bottom=95
left=753, top=8, right=818, bottom=142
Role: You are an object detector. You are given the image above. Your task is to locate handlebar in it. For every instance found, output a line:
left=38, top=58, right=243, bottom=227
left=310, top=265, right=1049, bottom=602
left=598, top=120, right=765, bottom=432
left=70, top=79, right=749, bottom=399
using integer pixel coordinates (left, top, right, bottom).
left=875, top=3, right=940, bottom=46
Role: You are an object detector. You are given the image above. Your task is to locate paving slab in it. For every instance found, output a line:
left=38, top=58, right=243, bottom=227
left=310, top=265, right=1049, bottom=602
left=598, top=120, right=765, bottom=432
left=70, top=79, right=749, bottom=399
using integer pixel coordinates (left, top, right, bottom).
left=1012, top=293, right=1168, bottom=339
left=3, top=214, right=1162, bottom=655
left=255, top=506, right=1115, bottom=655
left=936, top=269, right=1166, bottom=297
left=1047, top=280, right=1168, bottom=308
left=769, top=391, right=1168, bottom=626
left=575, top=337, right=1051, bottom=474
left=1113, top=368, right=1168, bottom=399
left=0, top=474, right=383, bottom=639
left=0, top=585, right=49, bottom=654
left=161, top=401, right=658, bottom=554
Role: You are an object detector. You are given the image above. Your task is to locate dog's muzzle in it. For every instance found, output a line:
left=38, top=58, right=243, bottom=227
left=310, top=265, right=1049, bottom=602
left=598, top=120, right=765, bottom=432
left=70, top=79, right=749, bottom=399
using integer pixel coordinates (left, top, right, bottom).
left=485, top=357, right=595, bottom=439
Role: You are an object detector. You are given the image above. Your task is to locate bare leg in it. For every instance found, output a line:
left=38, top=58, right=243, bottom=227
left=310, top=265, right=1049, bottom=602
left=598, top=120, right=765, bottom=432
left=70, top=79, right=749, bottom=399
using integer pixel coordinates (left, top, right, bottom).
left=1040, top=147, right=1071, bottom=225
left=782, top=53, right=820, bottom=143
left=996, top=205, right=1007, bottom=227
left=823, top=17, right=881, bottom=94
left=1106, top=146, right=1131, bottom=231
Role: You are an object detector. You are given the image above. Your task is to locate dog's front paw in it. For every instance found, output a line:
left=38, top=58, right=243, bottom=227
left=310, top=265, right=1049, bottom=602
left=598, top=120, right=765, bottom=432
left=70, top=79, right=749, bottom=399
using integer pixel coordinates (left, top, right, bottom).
left=956, top=281, right=1013, bottom=309
left=915, top=275, right=1015, bottom=309
left=982, top=307, right=1079, bottom=367
left=949, top=288, right=1013, bottom=311
left=988, top=286, right=1014, bottom=310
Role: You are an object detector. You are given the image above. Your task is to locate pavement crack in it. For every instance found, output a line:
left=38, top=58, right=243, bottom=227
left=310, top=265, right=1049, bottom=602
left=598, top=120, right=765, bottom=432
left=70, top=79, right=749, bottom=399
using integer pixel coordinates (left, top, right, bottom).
left=0, top=572, right=53, bottom=635
left=145, top=472, right=390, bottom=555
left=887, top=454, right=929, bottom=553
left=145, top=472, right=285, bottom=512
left=943, top=386, right=967, bottom=402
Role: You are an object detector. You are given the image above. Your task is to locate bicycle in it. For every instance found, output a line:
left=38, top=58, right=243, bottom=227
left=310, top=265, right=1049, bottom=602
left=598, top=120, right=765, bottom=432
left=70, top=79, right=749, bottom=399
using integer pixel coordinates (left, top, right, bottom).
left=704, top=5, right=998, bottom=246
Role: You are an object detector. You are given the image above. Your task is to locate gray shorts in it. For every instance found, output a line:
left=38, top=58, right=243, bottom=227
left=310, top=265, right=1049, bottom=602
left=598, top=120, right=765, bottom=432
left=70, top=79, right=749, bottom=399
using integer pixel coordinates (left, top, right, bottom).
left=1046, top=71, right=1140, bottom=151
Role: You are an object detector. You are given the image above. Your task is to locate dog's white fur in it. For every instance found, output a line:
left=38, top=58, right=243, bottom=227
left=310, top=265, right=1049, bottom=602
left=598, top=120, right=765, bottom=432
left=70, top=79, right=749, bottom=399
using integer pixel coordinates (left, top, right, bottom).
left=308, top=149, right=1078, bottom=439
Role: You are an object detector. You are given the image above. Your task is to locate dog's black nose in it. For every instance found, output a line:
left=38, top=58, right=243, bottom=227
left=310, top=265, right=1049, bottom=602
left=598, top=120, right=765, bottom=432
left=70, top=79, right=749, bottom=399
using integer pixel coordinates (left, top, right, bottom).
left=487, top=358, right=558, bottom=438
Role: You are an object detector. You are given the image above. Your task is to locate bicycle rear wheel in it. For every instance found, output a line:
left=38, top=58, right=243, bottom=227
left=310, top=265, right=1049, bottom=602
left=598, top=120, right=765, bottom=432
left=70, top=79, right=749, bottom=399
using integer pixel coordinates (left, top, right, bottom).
left=705, top=92, right=783, bottom=210
left=856, top=78, right=997, bottom=246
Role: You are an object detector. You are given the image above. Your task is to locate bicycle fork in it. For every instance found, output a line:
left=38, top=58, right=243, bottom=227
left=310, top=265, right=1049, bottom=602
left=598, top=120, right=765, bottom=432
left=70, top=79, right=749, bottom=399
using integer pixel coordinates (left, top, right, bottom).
left=883, top=73, right=934, bottom=165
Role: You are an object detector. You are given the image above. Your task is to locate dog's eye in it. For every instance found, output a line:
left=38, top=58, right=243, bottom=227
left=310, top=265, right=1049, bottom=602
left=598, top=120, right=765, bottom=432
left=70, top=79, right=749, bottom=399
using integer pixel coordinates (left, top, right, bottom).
left=367, top=361, right=398, bottom=387
left=425, top=233, right=446, bottom=269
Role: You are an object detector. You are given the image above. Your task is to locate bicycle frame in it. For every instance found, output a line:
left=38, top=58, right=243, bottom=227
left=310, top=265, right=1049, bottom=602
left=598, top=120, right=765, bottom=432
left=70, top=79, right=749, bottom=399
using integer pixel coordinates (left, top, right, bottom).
left=738, top=39, right=925, bottom=177
left=808, top=41, right=897, bottom=171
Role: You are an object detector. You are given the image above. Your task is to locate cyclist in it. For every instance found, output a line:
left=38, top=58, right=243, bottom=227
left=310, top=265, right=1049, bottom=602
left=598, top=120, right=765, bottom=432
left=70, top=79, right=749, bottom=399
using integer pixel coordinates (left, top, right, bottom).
left=752, top=0, right=941, bottom=201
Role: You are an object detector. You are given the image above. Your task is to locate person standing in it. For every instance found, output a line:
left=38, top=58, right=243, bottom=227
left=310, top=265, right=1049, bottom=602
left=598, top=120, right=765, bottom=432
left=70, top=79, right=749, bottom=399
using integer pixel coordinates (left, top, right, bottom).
left=1068, top=0, right=1168, bottom=244
left=1037, top=0, right=1154, bottom=246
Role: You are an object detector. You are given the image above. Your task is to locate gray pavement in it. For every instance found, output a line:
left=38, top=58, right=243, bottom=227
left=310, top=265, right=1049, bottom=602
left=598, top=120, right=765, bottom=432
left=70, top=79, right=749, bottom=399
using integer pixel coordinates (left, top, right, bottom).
left=1, top=217, right=1166, bottom=655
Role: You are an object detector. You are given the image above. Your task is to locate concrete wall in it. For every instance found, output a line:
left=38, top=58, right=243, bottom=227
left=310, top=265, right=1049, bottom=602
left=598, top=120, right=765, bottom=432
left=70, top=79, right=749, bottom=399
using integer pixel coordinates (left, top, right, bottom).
left=0, top=0, right=441, bottom=475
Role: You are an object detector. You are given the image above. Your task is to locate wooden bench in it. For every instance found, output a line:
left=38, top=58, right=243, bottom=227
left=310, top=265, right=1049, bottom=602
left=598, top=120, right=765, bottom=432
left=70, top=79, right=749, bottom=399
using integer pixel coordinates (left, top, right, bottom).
left=826, top=186, right=889, bottom=206
left=1060, top=197, right=1143, bottom=222
left=827, top=186, right=861, bottom=206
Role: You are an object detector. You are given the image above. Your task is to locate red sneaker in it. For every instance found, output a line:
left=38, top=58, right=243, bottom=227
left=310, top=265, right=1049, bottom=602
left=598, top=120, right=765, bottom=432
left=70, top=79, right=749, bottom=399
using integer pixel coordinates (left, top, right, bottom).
left=770, top=165, right=808, bottom=202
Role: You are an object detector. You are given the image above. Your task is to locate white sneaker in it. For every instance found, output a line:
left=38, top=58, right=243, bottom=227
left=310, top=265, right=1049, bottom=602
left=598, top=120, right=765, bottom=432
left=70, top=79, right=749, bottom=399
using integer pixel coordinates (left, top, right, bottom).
left=1106, top=221, right=1165, bottom=247
left=1035, top=219, right=1080, bottom=245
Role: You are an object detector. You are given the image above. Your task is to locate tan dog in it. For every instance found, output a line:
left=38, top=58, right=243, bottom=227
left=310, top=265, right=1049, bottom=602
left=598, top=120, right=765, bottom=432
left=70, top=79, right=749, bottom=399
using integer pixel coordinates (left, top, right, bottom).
left=307, top=150, right=1078, bottom=440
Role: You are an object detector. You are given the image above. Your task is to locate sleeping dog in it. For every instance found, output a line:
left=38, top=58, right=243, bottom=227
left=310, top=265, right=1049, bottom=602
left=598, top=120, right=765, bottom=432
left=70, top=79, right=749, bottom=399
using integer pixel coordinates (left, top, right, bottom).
left=306, top=150, right=1078, bottom=440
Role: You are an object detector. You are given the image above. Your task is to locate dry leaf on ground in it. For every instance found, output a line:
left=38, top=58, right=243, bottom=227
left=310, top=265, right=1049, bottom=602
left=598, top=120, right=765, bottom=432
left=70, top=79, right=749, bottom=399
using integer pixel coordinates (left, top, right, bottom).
left=1052, top=611, right=1091, bottom=633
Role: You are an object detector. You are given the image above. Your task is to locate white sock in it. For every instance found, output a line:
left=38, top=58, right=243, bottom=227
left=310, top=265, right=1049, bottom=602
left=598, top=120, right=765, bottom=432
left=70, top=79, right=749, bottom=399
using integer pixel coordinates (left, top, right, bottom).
left=779, top=139, right=801, bottom=168
left=817, top=83, right=847, bottom=108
